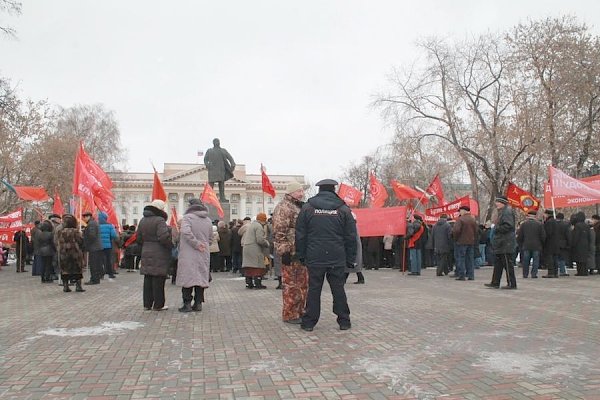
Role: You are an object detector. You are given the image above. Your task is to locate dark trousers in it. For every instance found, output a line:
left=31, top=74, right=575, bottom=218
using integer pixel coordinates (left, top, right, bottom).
left=232, top=251, right=242, bottom=273
left=123, top=254, right=135, bottom=270
left=143, top=275, right=167, bottom=309
left=575, top=261, right=588, bottom=276
left=435, top=251, right=451, bottom=276
left=492, top=253, right=517, bottom=288
left=15, top=247, right=25, bottom=271
left=182, top=286, right=205, bottom=303
left=544, top=252, right=559, bottom=276
left=220, top=255, right=232, bottom=271
left=88, top=251, right=104, bottom=283
left=302, top=266, right=350, bottom=328
left=102, top=248, right=114, bottom=277
left=41, top=255, right=54, bottom=282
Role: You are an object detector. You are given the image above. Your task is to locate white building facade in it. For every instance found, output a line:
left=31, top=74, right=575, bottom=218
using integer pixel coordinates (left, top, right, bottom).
left=109, top=163, right=306, bottom=226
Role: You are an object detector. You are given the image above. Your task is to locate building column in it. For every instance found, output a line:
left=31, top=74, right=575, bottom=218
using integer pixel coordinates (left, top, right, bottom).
left=240, top=194, right=247, bottom=219
left=178, top=193, right=184, bottom=216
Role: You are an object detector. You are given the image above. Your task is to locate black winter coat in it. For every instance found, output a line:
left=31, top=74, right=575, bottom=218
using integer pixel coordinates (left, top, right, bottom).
left=137, top=206, right=173, bottom=276
left=543, top=217, right=560, bottom=255
left=570, top=212, right=590, bottom=262
left=517, top=218, right=546, bottom=252
left=556, top=220, right=571, bottom=250
left=37, top=222, right=56, bottom=257
left=432, top=218, right=452, bottom=253
left=231, top=226, right=242, bottom=253
left=82, top=219, right=103, bottom=253
left=295, top=191, right=357, bottom=267
left=492, top=205, right=516, bottom=255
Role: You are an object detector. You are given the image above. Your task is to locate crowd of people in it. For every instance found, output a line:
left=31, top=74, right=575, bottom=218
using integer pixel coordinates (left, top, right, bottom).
left=2, top=184, right=599, bottom=329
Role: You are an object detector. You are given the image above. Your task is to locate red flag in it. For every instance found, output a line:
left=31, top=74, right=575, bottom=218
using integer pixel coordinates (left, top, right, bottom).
left=53, top=190, right=65, bottom=216
left=544, top=174, right=600, bottom=208
left=124, top=232, right=137, bottom=247
left=201, top=183, right=224, bottom=218
left=338, top=183, right=363, bottom=207
left=152, top=168, right=167, bottom=201
left=169, top=206, right=179, bottom=231
left=506, top=182, right=540, bottom=213
left=73, top=144, right=114, bottom=206
left=261, top=165, right=276, bottom=198
left=1, top=180, right=50, bottom=201
left=548, top=166, right=600, bottom=201
left=426, top=195, right=479, bottom=219
left=425, top=174, right=445, bottom=205
left=390, top=180, right=422, bottom=200
left=369, top=173, right=388, bottom=208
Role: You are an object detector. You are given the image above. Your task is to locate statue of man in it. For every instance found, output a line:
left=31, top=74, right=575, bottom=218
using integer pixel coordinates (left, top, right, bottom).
left=204, top=138, right=236, bottom=201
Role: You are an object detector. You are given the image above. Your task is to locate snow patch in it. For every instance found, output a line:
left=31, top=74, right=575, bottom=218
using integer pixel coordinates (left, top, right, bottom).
left=248, top=357, right=289, bottom=373
left=39, top=321, right=144, bottom=337
left=476, top=351, right=591, bottom=379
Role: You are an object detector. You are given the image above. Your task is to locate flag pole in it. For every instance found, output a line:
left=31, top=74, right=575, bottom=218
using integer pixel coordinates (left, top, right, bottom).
left=551, top=196, right=556, bottom=219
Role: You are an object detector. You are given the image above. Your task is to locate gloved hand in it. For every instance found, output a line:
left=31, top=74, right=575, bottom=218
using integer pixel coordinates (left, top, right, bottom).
left=346, top=261, right=356, bottom=269
left=281, top=252, right=292, bottom=265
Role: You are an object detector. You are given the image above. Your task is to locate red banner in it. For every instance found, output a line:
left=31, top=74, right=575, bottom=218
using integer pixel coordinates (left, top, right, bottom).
left=544, top=174, right=600, bottom=208
left=369, top=173, right=388, bottom=208
left=548, top=166, right=600, bottom=199
left=425, top=174, right=445, bottom=205
left=0, top=209, right=29, bottom=245
left=0, top=208, right=23, bottom=224
left=352, top=206, right=407, bottom=237
left=0, top=224, right=33, bottom=245
left=426, top=195, right=479, bottom=219
left=338, top=183, right=362, bottom=208
left=506, top=182, right=540, bottom=213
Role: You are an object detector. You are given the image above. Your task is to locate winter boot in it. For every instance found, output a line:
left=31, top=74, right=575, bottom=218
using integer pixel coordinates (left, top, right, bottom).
left=63, top=280, right=72, bottom=292
left=75, top=280, right=86, bottom=292
left=245, top=276, right=254, bottom=289
left=178, top=302, right=193, bottom=313
left=275, top=276, right=282, bottom=290
left=192, top=301, right=202, bottom=312
left=253, top=277, right=267, bottom=289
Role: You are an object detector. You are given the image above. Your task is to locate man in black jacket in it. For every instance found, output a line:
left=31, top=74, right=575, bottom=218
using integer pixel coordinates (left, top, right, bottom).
left=295, top=179, right=358, bottom=332
left=542, top=210, right=560, bottom=278
left=517, top=211, right=546, bottom=278
left=485, top=196, right=517, bottom=289
left=556, top=213, right=571, bottom=276
left=82, top=212, right=104, bottom=285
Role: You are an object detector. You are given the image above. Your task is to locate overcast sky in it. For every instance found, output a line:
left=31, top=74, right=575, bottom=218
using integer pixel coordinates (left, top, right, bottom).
left=2, top=1, right=599, bottom=184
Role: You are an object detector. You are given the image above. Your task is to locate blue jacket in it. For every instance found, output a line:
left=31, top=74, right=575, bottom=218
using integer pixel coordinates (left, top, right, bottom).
left=98, top=211, right=118, bottom=250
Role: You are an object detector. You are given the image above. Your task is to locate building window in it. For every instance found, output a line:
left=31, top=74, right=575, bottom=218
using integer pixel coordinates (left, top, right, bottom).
left=255, top=196, right=261, bottom=203
left=121, top=218, right=126, bottom=227
left=133, top=218, right=138, bottom=226
left=231, top=205, right=238, bottom=215
left=246, top=195, right=253, bottom=203
left=169, top=193, right=179, bottom=202
left=132, top=194, right=139, bottom=202
left=246, top=206, right=252, bottom=216
left=133, top=206, right=138, bottom=215
left=184, top=193, right=195, bottom=203
left=267, top=197, right=273, bottom=204
left=230, top=194, right=240, bottom=203
left=144, top=194, right=150, bottom=202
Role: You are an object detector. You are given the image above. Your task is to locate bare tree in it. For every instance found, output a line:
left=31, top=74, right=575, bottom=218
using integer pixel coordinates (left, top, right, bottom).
left=0, top=0, right=21, bottom=37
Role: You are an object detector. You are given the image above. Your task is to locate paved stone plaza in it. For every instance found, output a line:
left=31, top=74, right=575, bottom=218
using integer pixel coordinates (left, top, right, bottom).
left=0, top=264, right=599, bottom=400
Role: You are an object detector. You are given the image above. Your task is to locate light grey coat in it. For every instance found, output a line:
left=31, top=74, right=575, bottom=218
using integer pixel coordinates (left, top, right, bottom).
left=176, top=207, right=213, bottom=288
left=242, top=221, right=270, bottom=269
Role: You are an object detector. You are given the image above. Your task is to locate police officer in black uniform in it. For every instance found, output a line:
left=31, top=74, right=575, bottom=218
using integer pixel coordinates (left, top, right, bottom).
left=295, top=179, right=358, bottom=332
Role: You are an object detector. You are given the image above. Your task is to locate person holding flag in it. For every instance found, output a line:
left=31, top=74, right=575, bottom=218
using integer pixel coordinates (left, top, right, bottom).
left=485, top=196, right=517, bottom=290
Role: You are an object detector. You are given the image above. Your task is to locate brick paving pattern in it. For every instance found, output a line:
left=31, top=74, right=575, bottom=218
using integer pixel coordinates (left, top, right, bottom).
left=0, top=264, right=599, bottom=399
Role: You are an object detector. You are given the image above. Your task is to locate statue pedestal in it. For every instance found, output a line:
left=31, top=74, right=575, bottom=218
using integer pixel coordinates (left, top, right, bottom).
left=207, top=202, right=231, bottom=223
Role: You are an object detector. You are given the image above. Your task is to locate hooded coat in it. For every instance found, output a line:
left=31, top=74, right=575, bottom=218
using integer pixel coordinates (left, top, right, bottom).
left=176, top=204, right=213, bottom=288
left=98, top=211, right=118, bottom=250
left=137, top=206, right=173, bottom=276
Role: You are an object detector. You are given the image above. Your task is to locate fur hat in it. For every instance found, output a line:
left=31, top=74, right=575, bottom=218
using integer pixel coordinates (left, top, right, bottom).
left=286, top=181, right=304, bottom=194
left=256, top=213, right=268, bottom=222
left=150, top=199, right=166, bottom=211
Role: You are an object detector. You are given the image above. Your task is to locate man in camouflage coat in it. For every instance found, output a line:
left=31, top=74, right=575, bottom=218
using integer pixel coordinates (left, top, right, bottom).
left=272, top=182, right=307, bottom=324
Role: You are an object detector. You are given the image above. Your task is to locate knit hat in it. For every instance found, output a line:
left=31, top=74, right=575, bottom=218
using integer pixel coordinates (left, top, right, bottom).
left=256, top=213, right=268, bottom=222
left=188, top=198, right=203, bottom=206
left=494, top=196, right=508, bottom=205
left=286, top=181, right=304, bottom=194
left=150, top=199, right=166, bottom=211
